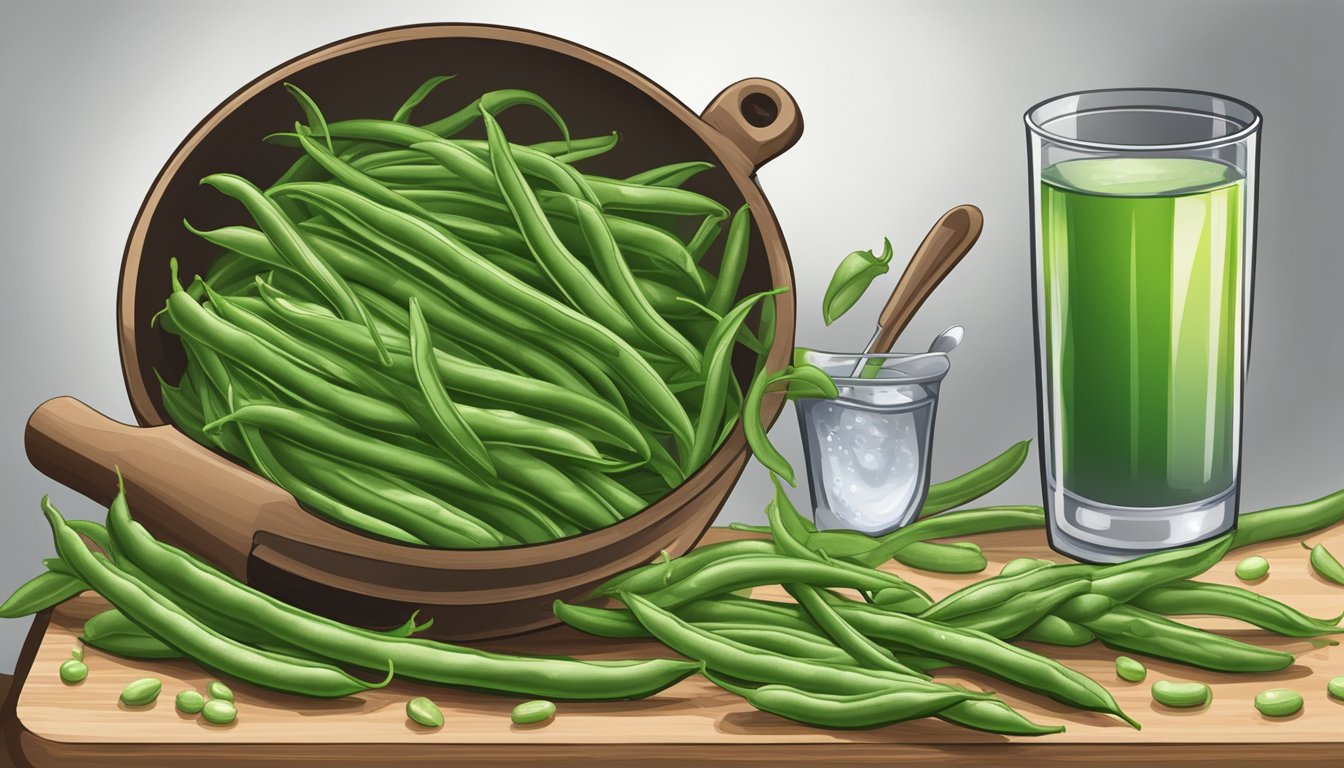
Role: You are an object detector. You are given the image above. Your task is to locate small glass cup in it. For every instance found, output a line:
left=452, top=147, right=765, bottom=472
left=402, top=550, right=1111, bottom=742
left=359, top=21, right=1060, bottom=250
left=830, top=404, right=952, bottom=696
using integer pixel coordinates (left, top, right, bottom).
left=794, top=350, right=951, bottom=534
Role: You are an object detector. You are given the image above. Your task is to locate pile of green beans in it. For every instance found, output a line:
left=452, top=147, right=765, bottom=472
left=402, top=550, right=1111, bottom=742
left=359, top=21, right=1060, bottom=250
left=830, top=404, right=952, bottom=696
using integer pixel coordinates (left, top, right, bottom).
left=157, top=79, right=783, bottom=547
left=9, top=484, right=698, bottom=701
left=556, top=473, right=1344, bottom=732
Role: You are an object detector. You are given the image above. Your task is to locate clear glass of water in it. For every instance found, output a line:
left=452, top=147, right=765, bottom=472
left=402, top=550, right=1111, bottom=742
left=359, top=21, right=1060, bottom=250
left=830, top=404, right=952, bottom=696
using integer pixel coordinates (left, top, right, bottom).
left=1026, top=89, right=1261, bottom=562
left=795, top=350, right=951, bottom=534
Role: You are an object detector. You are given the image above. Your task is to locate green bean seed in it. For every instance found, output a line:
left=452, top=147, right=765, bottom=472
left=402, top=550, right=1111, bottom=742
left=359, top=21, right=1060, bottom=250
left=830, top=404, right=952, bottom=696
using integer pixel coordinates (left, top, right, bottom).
left=1115, top=656, right=1147, bottom=682
left=70, top=645, right=83, bottom=661
left=58, top=659, right=87, bottom=684
left=202, top=698, right=237, bottom=725
left=1151, top=680, right=1210, bottom=708
left=1328, top=675, right=1344, bottom=700
left=1235, top=556, right=1270, bottom=581
left=1254, top=688, right=1303, bottom=717
left=176, top=690, right=206, bottom=714
left=120, top=677, right=163, bottom=706
left=407, top=696, right=445, bottom=728
left=511, top=700, right=556, bottom=724
left=207, top=680, right=234, bottom=703
left=1303, top=541, right=1344, bottom=586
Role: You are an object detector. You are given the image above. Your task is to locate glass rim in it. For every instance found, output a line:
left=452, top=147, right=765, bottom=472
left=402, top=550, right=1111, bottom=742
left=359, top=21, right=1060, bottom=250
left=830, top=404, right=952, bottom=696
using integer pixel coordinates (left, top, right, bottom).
left=1024, top=87, right=1262, bottom=152
left=801, top=348, right=951, bottom=386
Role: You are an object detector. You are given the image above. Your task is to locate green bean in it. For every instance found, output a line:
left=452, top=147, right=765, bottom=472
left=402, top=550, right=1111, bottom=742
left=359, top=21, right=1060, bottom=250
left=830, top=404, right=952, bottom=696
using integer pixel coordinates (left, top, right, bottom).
left=1082, top=605, right=1294, bottom=672
left=202, top=699, right=237, bottom=725
left=395, top=188, right=515, bottom=224
left=406, top=696, right=444, bottom=728
left=105, top=493, right=699, bottom=700
left=1328, top=675, right=1344, bottom=700
left=624, top=161, right=715, bottom=188
left=539, top=198, right=703, bottom=288
left=1090, top=534, right=1233, bottom=602
left=176, top=690, right=206, bottom=714
left=706, top=205, right=751, bottom=316
left=197, top=174, right=390, bottom=365
left=264, top=438, right=515, bottom=547
left=824, top=595, right=1137, bottom=726
left=46, top=499, right=395, bottom=698
left=533, top=131, right=620, bottom=163
left=207, top=403, right=547, bottom=521
left=1131, top=580, right=1343, bottom=637
left=950, top=579, right=1093, bottom=639
left=207, top=680, right=234, bottom=702
left=919, top=564, right=1092, bottom=623
left=1234, top=555, right=1270, bottom=581
left=407, top=296, right=494, bottom=477
left=166, top=277, right=419, bottom=436
left=787, top=585, right=925, bottom=677
left=765, top=479, right=825, bottom=563
left=1232, top=487, right=1344, bottom=549
left=1254, top=688, right=1302, bottom=717
left=555, top=595, right=822, bottom=640
left=1017, top=615, right=1095, bottom=646
left=1115, top=656, right=1147, bottom=682
left=704, top=671, right=987, bottom=730
left=690, top=289, right=786, bottom=468
left=594, top=540, right=777, bottom=596
left=392, top=75, right=454, bottom=124
left=283, top=83, right=333, bottom=151
left=696, top=623, right=855, bottom=665
left=450, top=137, right=599, bottom=203
left=481, top=112, right=640, bottom=342
left=120, top=677, right=162, bottom=706
left=634, top=554, right=926, bottom=611
left=1000, top=558, right=1055, bottom=577
left=888, top=540, right=988, bottom=573
left=511, top=700, right=557, bottom=724
left=621, top=593, right=947, bottom=694
left=1053, top=594, right=1119, bottom=624
left=490, top=445, right=622, bottom=531
left=82, top=609, right=183, bottom=660
left=567, top=195, right=700, bottom=369
left=232, top=417, right=429, bottom=545
left=821, top=507, right=1046, bottom=569
left=921, top=440, right=1032, bottom=516
left=421, top=89, right=571, bottom=144
left=1151, top=680, right=1210, bottom=708
left=1303, top=541, right=1344, bottom=586
left=0, top=570, right=85, bottom=618
left=58, top=659, right=87, bottom=684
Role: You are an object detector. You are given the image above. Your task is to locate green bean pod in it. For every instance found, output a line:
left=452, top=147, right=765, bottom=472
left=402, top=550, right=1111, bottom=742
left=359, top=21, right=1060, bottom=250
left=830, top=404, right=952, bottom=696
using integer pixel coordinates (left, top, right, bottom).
left=633, top=554, right=927, bottom=610
left=624, top=161, right=715, bottom=189
left=1231, top=487, right=1344, bottom=549
left=0, top=570, right=85, bottom=619
left=1304, top=541, right=1344, bottom=586
left=1016, top=615, right=1096, bottom=647
left=44, top=500, right=392, bottom=698
left=920, top=440, right=1033, bottom=516
left=1081, top=605, right=1295, bottom=673
left=786, top=584, right=925, bottom=677
left=1130, top=580, right=1344, bottom=637
left=919, top=564, right=1093, bottom=623
left=105, top=491, right=699, bottom=700
left=594, top=540, right=778, bottom=596
left=704, top=671, right=988, bottom=730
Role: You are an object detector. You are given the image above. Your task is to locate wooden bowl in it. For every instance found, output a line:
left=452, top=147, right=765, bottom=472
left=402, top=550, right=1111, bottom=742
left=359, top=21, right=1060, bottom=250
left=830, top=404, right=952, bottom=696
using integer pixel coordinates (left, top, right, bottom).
left=24, top=23, right=800, bottom=640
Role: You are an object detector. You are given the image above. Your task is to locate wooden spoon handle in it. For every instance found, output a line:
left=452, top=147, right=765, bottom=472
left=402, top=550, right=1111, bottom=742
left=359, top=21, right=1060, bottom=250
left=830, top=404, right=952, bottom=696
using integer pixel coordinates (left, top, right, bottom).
left=24, top=396, right=274, bottom=577
left=871, top=204, right=984, bottom=354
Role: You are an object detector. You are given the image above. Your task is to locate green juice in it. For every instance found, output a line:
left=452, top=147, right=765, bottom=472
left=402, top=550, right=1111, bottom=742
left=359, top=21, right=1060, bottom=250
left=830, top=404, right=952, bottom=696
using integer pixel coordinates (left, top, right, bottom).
left=1040, top=157, right=1245, bottom=507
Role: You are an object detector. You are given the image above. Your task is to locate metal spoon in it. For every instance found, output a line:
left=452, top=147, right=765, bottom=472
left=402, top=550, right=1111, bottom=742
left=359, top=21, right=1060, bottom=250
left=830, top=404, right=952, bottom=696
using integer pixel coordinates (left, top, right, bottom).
left=927, top=325, right=964, bottom=355
left=849, top=205, right=983, bottom=376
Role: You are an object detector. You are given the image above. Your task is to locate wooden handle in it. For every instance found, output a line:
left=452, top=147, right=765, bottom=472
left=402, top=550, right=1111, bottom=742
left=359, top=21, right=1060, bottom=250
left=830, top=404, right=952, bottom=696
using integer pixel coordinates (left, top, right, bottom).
left=23, top=396, right=273, bottom=578
left=701, top=78, right=803, bottom=172
left=871, top=204, right=984, bottom=354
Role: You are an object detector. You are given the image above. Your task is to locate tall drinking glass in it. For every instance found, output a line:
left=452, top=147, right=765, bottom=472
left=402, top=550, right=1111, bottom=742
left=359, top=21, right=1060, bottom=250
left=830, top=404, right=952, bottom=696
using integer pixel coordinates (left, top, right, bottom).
left=1025, top=89, right=1261, bottom=563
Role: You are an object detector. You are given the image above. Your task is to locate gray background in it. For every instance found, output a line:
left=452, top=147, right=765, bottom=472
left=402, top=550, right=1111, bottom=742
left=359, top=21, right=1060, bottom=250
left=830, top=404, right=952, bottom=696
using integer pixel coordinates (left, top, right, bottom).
left=1, top=0, right=1340, bottom=674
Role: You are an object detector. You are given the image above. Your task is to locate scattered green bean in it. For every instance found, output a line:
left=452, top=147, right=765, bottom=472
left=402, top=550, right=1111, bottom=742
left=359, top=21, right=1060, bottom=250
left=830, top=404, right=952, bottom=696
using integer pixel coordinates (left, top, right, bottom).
left=407, top=696, right=445, bottom=728
left=1235, top=555, right=1270, bottom=581
left=202, top=698, right=237, bottom=725
left=58, top=659, right=87, bottom=685
left=1254, top=688, right=1302, bottom=717
left=1328, top=675, right=1344, bottom=700
left=511, top=699, right=556, bottom=724
left=120, top=677, right=163, bottom=707
left=1151, top=680, right=1210, bottom=708
left=1131, top=580, right=1344, bottom=637
left=176, top=690, right=206, bottom=714
left=1303, top=541, right=1344, bottom=586
left=207, top=680, right=234, bottom=703
left=1115, top=656, right=1147, bottom=682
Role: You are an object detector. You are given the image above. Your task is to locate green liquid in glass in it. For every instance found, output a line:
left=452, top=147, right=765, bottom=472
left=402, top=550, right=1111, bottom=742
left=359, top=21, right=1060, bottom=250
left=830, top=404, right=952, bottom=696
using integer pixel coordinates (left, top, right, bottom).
left=1040, top=157, right=1244, bottom=507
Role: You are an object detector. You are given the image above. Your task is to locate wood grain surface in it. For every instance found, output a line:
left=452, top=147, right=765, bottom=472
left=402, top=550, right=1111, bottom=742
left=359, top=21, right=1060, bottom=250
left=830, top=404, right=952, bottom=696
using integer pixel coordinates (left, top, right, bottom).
left=11, top=525, right=1344, bottom=766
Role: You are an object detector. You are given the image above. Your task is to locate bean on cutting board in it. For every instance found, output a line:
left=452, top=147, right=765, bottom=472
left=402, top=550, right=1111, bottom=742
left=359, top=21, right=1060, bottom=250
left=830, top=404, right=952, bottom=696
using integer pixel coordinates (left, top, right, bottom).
left=120, top=677, right=163, bottom=707
left=1151, top=680, right=1210, bottom=708
left=1234, top=556, right=1270, bottom=581
left=1254, top=688, right=1303, bottom=717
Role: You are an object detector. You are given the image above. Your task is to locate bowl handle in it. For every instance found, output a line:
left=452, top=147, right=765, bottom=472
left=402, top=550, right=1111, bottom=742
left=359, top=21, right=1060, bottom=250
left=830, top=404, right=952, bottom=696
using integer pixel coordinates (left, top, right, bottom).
left=701, top=78, right=803, bottom=172
left=24, top=396, right=267, bottom=577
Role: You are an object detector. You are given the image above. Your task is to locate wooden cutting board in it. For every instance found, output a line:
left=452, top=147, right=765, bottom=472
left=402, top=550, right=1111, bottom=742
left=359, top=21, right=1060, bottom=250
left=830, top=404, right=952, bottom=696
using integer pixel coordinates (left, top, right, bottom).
left=10, top=526, right=1344, bottom=766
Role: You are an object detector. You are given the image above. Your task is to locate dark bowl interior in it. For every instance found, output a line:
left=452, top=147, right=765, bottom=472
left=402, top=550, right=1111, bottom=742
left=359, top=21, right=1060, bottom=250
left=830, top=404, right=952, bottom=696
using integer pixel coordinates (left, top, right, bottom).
left=130, top=32, right=773, bottom=420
